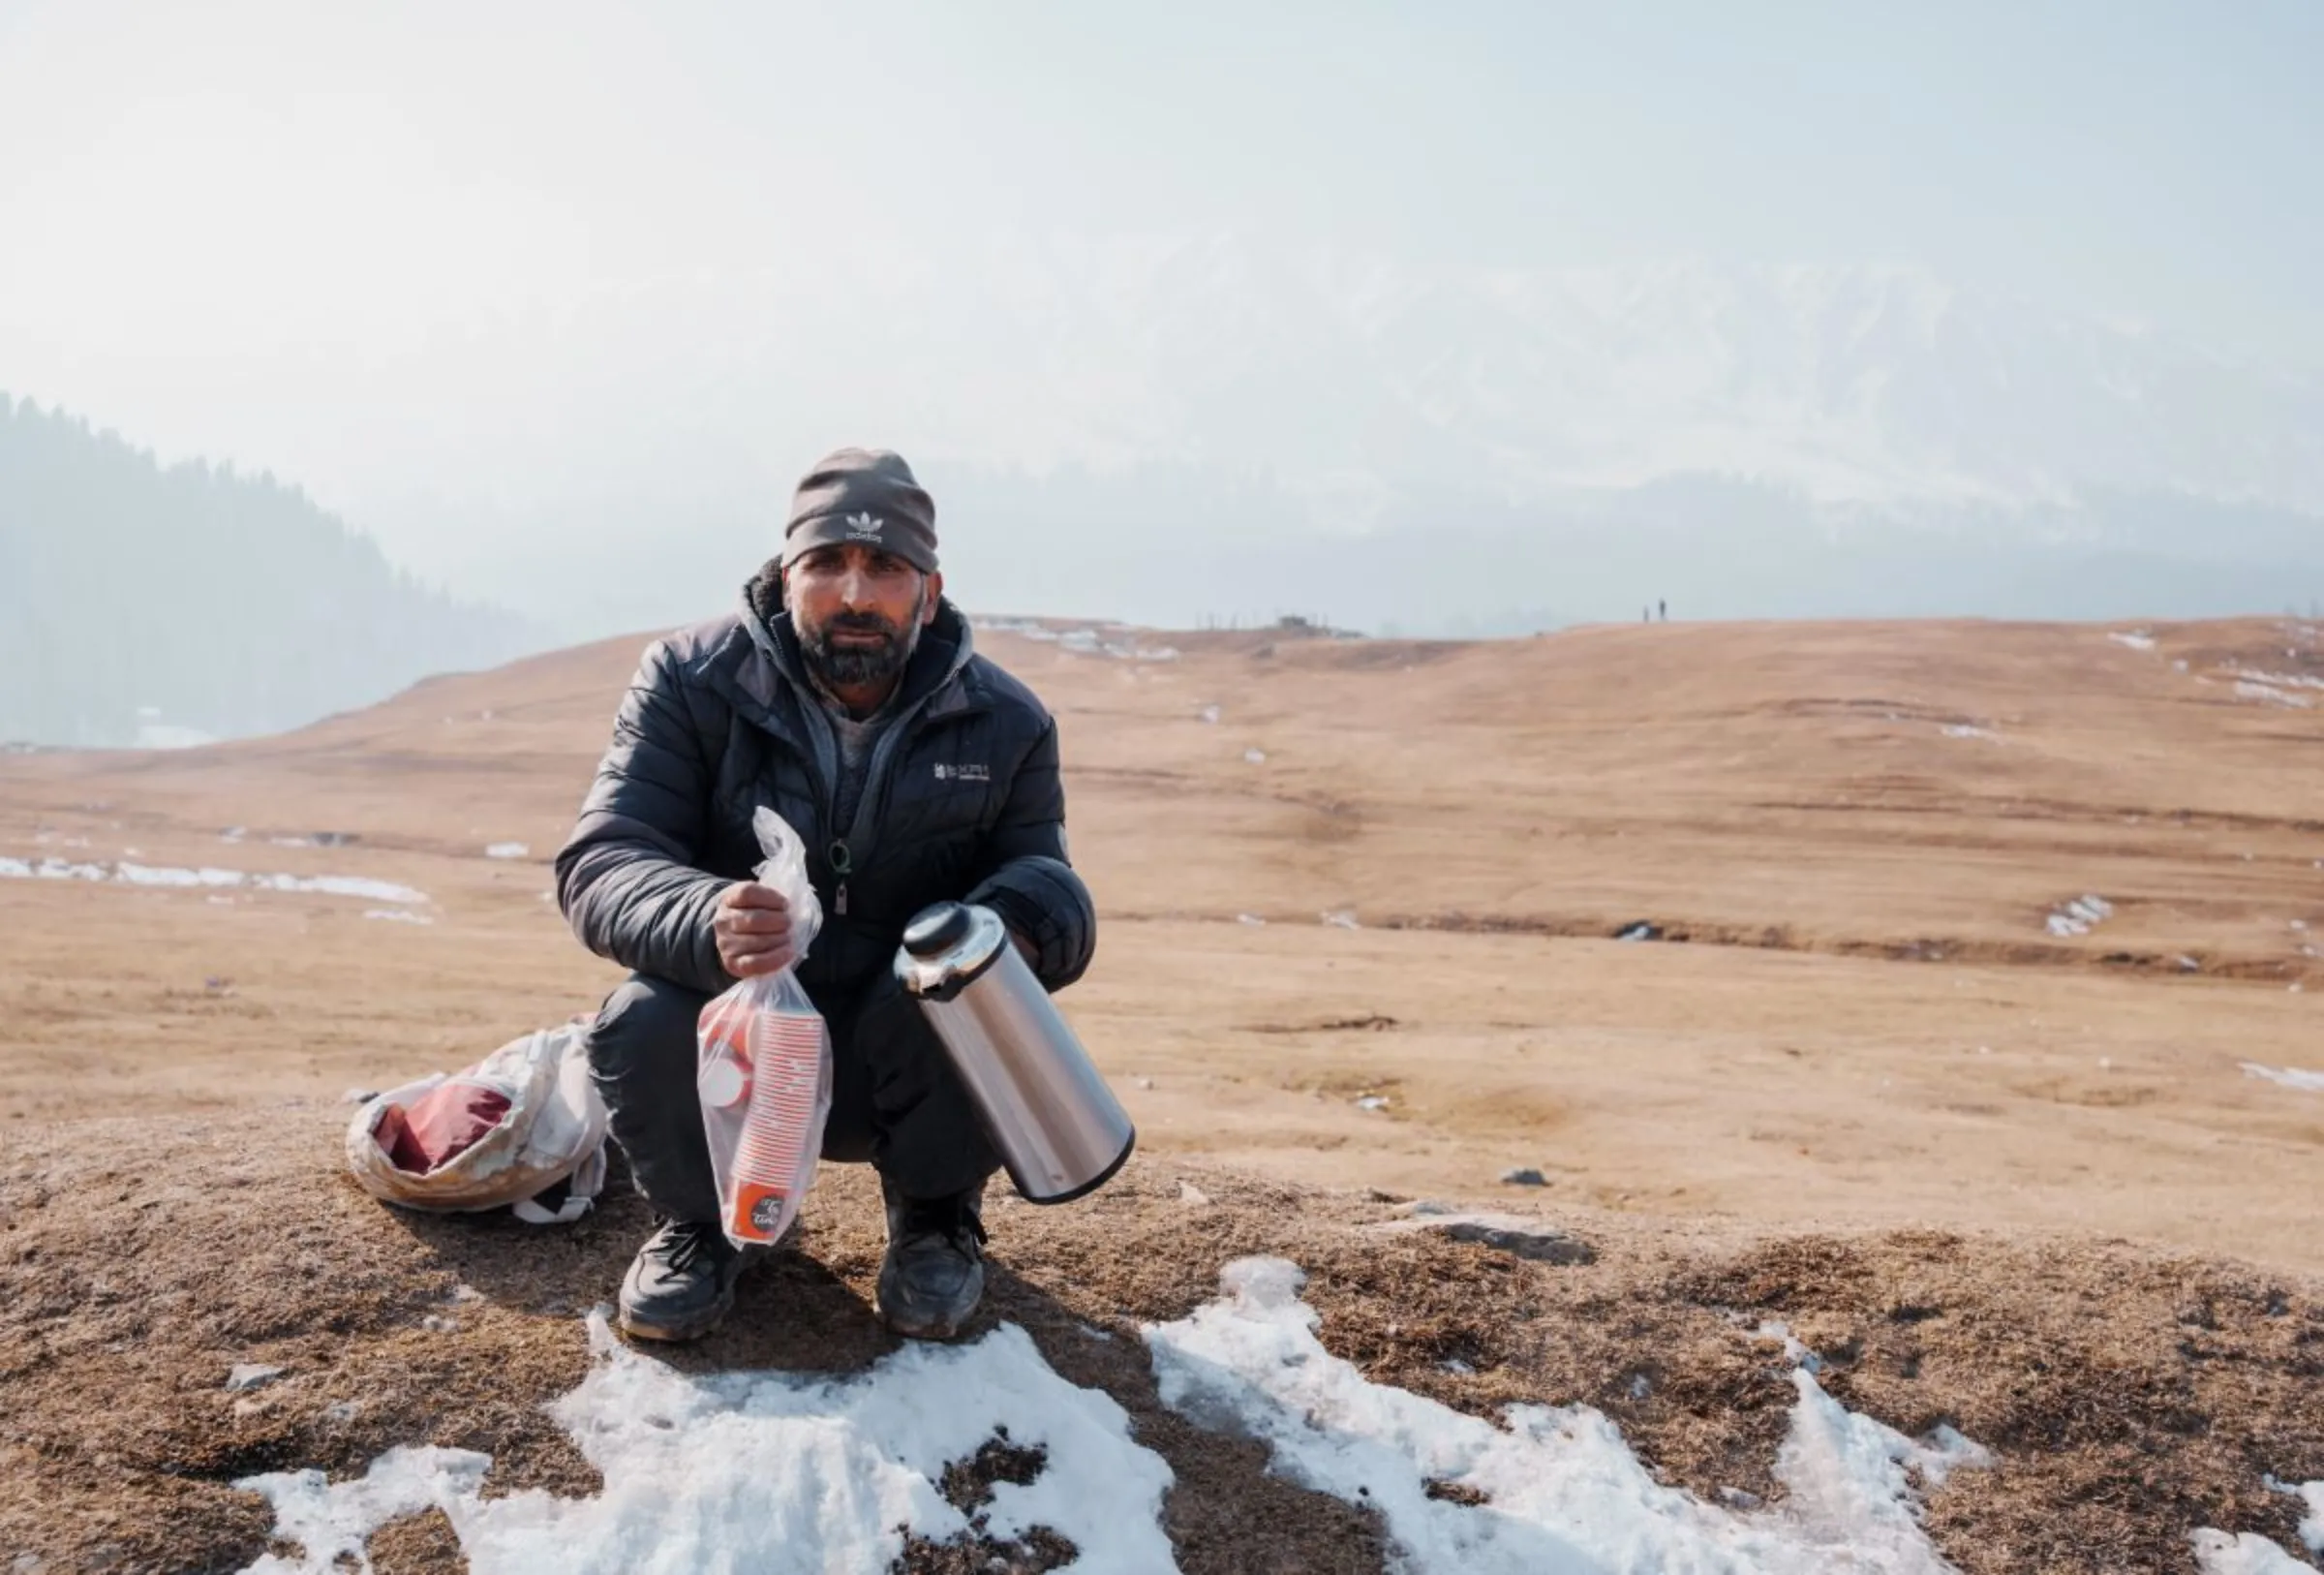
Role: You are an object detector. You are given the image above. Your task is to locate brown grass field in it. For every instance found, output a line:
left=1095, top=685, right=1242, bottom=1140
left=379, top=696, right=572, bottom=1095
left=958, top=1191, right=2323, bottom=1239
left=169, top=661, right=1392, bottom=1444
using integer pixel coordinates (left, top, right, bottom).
left=3, top=613, right=2320, bottom=1571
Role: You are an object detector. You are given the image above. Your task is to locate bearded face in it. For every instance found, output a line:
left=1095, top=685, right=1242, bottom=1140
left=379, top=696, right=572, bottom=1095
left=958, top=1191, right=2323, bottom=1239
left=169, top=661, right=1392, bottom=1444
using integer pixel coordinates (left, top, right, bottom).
left=791, top=584, right=924, bottom=699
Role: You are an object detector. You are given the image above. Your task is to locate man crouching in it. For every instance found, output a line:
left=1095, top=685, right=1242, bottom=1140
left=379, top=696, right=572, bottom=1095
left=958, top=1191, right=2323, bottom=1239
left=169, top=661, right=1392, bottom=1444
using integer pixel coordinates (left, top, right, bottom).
left=555, top=448, right=1094, bottom=1342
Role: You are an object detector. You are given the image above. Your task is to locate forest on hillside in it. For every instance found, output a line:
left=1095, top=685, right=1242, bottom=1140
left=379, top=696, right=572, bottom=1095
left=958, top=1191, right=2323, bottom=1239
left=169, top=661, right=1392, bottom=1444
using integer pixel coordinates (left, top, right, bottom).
left=0, top=395, right=530, bottom=748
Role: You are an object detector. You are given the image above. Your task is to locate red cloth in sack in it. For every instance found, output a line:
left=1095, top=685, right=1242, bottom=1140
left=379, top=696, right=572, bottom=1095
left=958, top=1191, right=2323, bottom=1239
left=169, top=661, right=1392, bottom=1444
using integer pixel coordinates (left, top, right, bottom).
left=373, top=1082, right=513, bottom=1175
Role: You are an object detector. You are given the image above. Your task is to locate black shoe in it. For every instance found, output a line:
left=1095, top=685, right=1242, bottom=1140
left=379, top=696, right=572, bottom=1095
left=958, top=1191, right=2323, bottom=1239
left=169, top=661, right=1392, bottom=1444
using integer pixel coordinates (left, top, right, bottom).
left=875, top=1177, right=988, bottom=1341
left=618, top=1219, right=745, bottom=1343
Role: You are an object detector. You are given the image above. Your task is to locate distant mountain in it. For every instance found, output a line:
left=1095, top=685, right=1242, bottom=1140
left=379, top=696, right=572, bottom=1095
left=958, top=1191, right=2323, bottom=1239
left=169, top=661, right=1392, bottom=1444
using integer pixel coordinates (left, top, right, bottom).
left=334, top=244, right=2322, bottom=634
left=836, top=244, right=2324, bottom=516
left=391, top=245, right=2324, bottom=516
left=0, top=395, right=531, bottom=748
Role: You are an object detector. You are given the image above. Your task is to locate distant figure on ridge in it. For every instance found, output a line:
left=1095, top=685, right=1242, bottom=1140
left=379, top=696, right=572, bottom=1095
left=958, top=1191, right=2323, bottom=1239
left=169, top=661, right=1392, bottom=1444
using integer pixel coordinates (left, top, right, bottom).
left=557, top=448, right=1094, bottom=1343
left=1659, top=600, right=1667, bottom=622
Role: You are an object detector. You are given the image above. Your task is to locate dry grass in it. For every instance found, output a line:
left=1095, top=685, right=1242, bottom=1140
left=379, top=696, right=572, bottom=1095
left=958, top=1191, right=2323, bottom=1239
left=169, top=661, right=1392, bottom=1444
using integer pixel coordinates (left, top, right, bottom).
left=1, top=1117, right=2316, bottom=1573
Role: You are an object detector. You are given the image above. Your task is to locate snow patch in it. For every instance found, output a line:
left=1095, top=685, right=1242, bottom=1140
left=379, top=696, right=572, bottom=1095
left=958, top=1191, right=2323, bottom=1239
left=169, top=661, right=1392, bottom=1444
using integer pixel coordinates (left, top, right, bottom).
left=2108, top=631, right=2156, bottom=652
left=485, top=843, right=531, bottom=860
left=1940, top=725, right=2002, bottom=742
left=2225, top=667, right=2324, bottom=693
left=136, top=723, right=219, bottom=750
left=237, top=1312, right=1175, bottom=1574
left=1146, top=1255, right=1988, bottom=1574
left=252, top=874, right=431, bottom=904
left=2266, top=1477, right=2324, bottom=1555
left=2242, top=1063, right=2324, bottom=1094
left=364, top=910, right=435, bottom=926
left=976, top=619, right=1180, bottom=664
left=2235, top=681, right=2312, bottom=709
left=0, top=858, right=426, bottom=906
left=2189, top=1529, right=2318, bottom=1574
left=2044, top=895, right=2113, bottom=938
left=239, top=1447, right=491, bottom=1574
left=117, top=863, right=248, bottom=888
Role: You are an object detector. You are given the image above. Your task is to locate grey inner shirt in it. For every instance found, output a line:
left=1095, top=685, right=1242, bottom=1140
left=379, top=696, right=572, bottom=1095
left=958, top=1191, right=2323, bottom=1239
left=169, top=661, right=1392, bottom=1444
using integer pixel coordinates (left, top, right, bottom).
left=818, top=686, right=902, bottom=835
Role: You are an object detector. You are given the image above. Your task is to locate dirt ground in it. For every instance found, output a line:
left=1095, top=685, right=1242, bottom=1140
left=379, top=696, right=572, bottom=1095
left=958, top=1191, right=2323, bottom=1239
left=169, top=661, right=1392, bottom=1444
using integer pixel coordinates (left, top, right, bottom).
left=3, top=612, right=2322, bottom=1570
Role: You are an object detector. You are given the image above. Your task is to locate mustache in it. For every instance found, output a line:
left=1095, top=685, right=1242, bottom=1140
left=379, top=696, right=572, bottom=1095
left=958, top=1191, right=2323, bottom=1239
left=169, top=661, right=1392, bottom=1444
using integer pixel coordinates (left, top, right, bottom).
left=824, top=612, right=902, bottom=639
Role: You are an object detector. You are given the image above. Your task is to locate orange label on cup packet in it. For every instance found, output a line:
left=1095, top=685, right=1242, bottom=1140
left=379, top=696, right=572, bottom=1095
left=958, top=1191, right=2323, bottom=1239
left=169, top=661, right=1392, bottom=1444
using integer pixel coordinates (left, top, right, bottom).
left=730, top=1182, right=796, bottom=1242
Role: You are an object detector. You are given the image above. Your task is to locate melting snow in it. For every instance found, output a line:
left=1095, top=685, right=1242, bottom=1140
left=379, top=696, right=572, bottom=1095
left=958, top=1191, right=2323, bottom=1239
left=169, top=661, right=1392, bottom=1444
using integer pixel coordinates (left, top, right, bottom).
left=2257, top=1477, right=2324, bottom=1557
left=1243, top=747, right=1269, bottom=764
left=119, top=862, right=253, bottom=888
left=136, top=723, right=219, bottom=750
left=0, top=857, right=426, bottom=906
left=971, top=620, right=1182, bottom=663
left=2190, top=1529, right=2319, bottom=1574
left=2044, top=895, right=2113, bottom=938
left=485, top=843, right=531, bottom=860
left=233, top=1257, right=2029, bottom=1573
left=2108, top=631, right=2157, bottom=651
left=2226, top=668, right=2324, bottom=693
left=1940, top=725, right=2001, bottom=742
left=365, top=910, right=435, bottom=926
left=1321, top=910, right=1361, bottom=930
left=2235, top=682, right=2312, bottom=709
left=241, top=1448, right=491, bottom=1573
left=237, top=1312, right=1176, bottom=1574
left=2280, top=1478, right=2324, bottom=1555
left=1146, top=1257, right=1991, bottom=1574
left=2242, top=1063, right=2324, bottom=1094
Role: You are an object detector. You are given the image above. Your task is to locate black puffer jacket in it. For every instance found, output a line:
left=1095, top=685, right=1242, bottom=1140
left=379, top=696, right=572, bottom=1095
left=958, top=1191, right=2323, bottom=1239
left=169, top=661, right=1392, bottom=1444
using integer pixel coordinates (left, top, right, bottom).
left=556, top=571, right=1095, bottom=1004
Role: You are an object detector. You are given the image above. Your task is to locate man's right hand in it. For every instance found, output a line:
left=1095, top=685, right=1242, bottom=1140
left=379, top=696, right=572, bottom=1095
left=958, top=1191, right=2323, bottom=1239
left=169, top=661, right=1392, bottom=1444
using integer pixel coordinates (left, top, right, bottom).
left=714, top=881, right=795, bottom=979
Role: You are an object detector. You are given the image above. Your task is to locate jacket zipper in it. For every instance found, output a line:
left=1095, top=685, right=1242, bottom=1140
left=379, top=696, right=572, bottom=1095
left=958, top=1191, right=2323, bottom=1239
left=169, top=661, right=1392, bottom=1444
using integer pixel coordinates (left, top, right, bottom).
left=738, top=605, right=979, bottom=925
left=829, top=683, right=955, bottom=917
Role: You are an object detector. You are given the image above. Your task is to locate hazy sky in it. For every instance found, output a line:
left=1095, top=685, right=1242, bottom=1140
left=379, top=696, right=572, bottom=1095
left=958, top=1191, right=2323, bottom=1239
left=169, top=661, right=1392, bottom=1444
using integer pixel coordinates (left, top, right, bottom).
left=3, top=0, right=2320, bottom=612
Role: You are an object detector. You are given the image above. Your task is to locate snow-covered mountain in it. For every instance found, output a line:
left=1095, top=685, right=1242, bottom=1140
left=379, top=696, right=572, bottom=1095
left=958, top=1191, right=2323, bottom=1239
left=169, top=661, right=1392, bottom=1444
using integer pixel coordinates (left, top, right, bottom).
left=328, top=238, right=2323, bottom=633
left=419, top=241, right=2318, bottom=510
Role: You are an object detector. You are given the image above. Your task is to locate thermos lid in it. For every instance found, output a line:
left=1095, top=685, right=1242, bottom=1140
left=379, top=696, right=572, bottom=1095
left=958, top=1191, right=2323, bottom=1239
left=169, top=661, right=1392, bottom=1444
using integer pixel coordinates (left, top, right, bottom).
left=903, top=902, right=977, bottom=959
left=897, top=901, right=1010, bottom=1002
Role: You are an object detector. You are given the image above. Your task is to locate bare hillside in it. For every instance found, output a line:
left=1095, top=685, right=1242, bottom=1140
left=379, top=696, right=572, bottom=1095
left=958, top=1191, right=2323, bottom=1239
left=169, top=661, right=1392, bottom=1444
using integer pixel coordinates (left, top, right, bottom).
left=3, top=615, right=2318, bottom=1264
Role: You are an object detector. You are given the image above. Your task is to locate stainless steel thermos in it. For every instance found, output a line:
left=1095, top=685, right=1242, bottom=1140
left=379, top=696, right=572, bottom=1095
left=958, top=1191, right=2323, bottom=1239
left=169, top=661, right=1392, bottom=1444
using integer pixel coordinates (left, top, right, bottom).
left=895, top=901, right=1135, bottom=1203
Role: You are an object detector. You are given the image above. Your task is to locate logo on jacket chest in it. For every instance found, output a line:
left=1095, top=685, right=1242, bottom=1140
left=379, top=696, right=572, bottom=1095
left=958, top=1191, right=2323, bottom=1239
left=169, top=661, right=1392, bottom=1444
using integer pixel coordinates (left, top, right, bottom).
left=933, top=762, right=991, bottom=783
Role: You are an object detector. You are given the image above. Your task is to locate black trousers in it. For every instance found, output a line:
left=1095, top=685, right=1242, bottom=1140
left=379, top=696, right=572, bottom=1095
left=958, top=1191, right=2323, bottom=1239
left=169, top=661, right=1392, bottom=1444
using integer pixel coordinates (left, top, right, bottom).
left=583, top=968, right=999, bottom=1224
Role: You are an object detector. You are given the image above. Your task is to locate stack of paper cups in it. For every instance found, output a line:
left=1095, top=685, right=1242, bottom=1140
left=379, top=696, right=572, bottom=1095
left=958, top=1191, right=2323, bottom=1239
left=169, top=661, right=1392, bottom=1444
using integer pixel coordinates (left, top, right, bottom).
left=724, top=1008, right=826, bottom=1243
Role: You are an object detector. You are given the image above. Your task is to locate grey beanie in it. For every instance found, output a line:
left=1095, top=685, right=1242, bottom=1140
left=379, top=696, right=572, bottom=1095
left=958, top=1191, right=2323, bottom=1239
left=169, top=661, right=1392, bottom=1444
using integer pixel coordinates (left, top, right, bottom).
left=782, top=448, right=938, bottom=572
